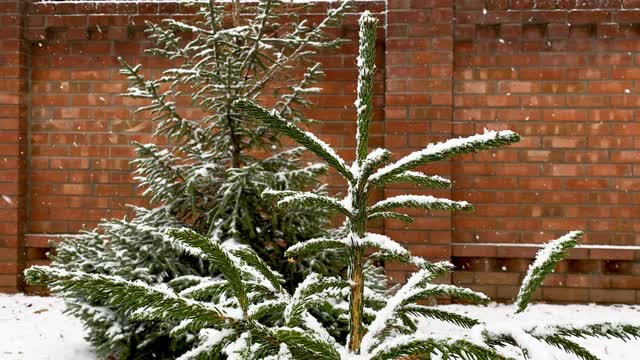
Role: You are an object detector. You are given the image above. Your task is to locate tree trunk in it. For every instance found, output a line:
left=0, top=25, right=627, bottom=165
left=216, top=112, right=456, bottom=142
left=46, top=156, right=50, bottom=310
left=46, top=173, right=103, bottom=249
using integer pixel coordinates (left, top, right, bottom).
left=348, top=247, right=365, bottom=352
left=348, top=183, right=368, bottom=353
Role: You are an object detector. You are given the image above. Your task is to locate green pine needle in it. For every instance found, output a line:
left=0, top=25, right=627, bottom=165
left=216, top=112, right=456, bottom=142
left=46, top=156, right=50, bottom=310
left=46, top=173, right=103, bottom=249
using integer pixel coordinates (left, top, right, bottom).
left=371, top=171, right=451, bottom=189
left=285, top=237, right=348, bottom=259
left=367, top=211, right=414, bottom=223
left=401, top=305, right=480, bottom=329
left=25, top=266, right=229, bottom=330
left=539, top=335, right=599, bottom=360
left=233, top=99, right=353, bottom=181
left=355, top=12, right=378, bottom=163
left=168, top=228, right=249, bottom=312
left=369, top=338, right=507, bottom=360
left=515, top=231, right=583, bottom=313
left=369, top=195, right=473, bottom=213
left=370, top=130, right=522, bottom=185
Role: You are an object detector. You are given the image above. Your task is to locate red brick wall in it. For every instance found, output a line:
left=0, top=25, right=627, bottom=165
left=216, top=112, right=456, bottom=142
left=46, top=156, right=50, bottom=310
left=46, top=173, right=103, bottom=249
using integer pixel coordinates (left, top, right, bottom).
left=450, top=0, right=640, bottom=303
left=19, top=0, right=387, bottom=290
left=1, top=0, right=639, bottom=303
left=0, top=0, right=28, bottom=293
left=384, top=0, right=455, bottom=286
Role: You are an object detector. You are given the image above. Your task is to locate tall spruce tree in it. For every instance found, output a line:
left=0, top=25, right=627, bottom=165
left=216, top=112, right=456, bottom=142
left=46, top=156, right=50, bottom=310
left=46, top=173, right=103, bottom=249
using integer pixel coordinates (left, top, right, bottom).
left=44, top=1, right=355, bottom=358
left=28, top=10, right=640, bottom=360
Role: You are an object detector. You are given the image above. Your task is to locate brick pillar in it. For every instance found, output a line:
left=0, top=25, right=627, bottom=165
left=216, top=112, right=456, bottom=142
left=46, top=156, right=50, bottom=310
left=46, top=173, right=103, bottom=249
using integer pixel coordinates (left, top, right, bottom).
left=0, top=0, right=28, bottom=292
left=384, top=0, right=455, bottom=284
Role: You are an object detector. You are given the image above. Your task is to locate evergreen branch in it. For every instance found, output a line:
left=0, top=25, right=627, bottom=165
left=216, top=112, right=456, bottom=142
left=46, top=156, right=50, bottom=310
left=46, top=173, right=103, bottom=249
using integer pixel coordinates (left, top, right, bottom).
left=358, top=233, right=409, bottom=259
left=262, top=327, right=341, bottom=360
left=361, top=265, right=455, bottom=352
left=164, top=19, right=215, bottom=36
left=401, top=305, right=480, bottom=329
left=356, top=148, right=391, bottom=185
left=176, top=328, right=234, bottom=360
left=371, top=171, right=451, bottom=189
left=277, top=62, right=324, bottom=121
left=481, top=331, right=517, bottom=349
left=231, top=248, right=284, bottom=293
left=233, top=99, right=353, bottom=181
left=367, top=211, right=414, bottom=223
left=179, top=280, right=231, bottom=301
left=355, top=11, right=378, bottom=163
left=369, top=337, right=508, bottom=360
left=417, top=261, right=456, bottom=283
left=25, top=266, right=231, bottom=329
left=286, top=273, right=347, bottom=328
left=369, top=194, right=473, bottom=213
left=119, top=58, right=199, bottom=143
left=368, top=251, right=427, bottom=269
left=240, top=0, right=274, bottom=83
left=480, top=326, right=553, bottom=360
left=168, top=275, right=209, bottom=292
left=261, top=188, right=298, bottom=201
left=284, top=237, right=347, bottom=259
left=249, top=300, right=287, bottom=321
left=538, top=335, right=599, bottom=360
left=168, top=228, right=249, bottom=313
left=277, top=192, right=352, bottom=217
left=246, top=0, right=352, bottom=98
left=403, top=284, right=491, bottom=305
left=370, top=129, right=521, bottom=184
left=547, top=322, right=640, bottom=341
left=515, top=231, right=583, bottom=313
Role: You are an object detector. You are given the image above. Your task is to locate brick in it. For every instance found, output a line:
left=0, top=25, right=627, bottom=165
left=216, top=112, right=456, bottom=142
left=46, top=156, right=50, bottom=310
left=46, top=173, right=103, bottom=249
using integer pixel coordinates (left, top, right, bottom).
left=473, top=272, right=520, bottom=285
left=590, top=289, right=635, bottom=303
left=590, top=248, right=636, bottom=260
left=543, top=288, right=590, bottom=302
left=610, top=276, right=640, bottom=289
left=566, top=274, right=611, bottom=288
left=0, top=275, right=18, bottom=287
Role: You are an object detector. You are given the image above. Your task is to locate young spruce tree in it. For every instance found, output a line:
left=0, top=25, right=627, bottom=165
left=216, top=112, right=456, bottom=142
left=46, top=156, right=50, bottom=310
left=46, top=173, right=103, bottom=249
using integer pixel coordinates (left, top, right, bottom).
left=29, top=10, right=640, bottom=360
left=43, top=1, right=357, bottom=358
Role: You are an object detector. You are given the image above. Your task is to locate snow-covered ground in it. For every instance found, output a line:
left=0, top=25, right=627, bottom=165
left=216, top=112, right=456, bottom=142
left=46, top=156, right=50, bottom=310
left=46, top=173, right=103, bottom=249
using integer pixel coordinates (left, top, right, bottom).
left=0, top=294, right=94, bottom=360
left=1, top=293, right=639, bottom=359
left=418, top=303, right=640, bottom=359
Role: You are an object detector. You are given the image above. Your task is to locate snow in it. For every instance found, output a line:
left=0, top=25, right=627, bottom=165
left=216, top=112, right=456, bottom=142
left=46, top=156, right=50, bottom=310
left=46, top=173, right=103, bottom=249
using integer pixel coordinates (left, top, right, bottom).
left=360, top=232, right=408, bottom=256
left=475, top=324, right=552, bottom=360
left=286, top=236, right=346, bottom=255
left=0, top=293, right=94, bottom=360
left=402, top=171, right=451, bottom=186
left=177, top=328, right=234, bottom=360
left=361, top=267, right=440, bottom=353
left=370, top=194, right=471, bottom=212
left=416, top=303, right=640, bottom=360
left=2, top=294, right=640, bottom=359
left=371, top=129, right=517, bottom=182
left=516, top=231, right=580, bottom=309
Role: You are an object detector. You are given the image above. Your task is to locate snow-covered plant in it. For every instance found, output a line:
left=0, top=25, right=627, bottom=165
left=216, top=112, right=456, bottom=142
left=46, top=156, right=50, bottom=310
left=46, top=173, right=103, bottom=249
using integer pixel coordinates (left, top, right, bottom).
left=28, top=9, right=640, bottom=360
left=38, top=1, right=355, bottom=358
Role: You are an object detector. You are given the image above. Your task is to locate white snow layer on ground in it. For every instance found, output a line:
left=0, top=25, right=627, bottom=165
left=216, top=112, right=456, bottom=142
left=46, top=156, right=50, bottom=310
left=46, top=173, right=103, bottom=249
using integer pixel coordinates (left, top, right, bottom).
left=416, top=303, right=640, bottom=360
left=0, top=293, right=94, bottom=360
left=1, top=294, right=640, bottom=359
